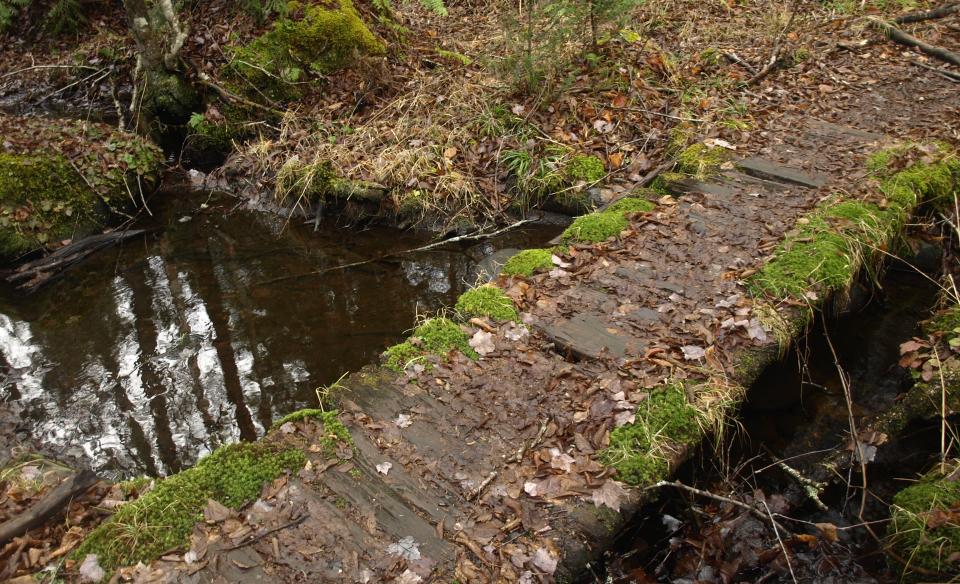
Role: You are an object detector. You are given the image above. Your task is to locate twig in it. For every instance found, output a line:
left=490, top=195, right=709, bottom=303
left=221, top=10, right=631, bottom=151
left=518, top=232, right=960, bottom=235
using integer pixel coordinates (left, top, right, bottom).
left=894, top=2, right=959, bottom=24
left=868, top=16, right=960, bottom=67
left=223, top=514, right=307, bottom=550
left=724, top=52, right=759, bottom=75
left=909, top=59, right=960, bottom=82
left=747, top=0, right=799, bottom=86
left=762, top=499, right=798, bottom=584
left=647, top=480, right=793, bottom=535
left=760, top=445, right=829, bottom=511
left=598, top=160, right=674, bottom=212
left=0, top=64, right=100, bottom=80
left=470, top=419, right=548, bottom=501
left=197, top=72, right=285, bottom=116
left=823, top=324, right=869, bottom=520
left=256, top=218, right=536, bottom=286
left=934, top=344, right=948, bottom=475
left=606, top=105, right=706, bottom=122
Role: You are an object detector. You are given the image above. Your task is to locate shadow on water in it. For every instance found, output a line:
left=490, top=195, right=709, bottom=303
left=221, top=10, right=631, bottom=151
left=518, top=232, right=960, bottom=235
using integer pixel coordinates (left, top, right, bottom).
left=0, top=189, right=561, bottom=478
left=603, top=265, right=945, bottom=583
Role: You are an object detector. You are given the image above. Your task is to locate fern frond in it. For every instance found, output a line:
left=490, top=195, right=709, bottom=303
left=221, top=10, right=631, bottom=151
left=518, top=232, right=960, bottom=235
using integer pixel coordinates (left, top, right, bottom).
left=44, top=0, right=86, bottom=36
left=419, top=0, right=447, bottom=17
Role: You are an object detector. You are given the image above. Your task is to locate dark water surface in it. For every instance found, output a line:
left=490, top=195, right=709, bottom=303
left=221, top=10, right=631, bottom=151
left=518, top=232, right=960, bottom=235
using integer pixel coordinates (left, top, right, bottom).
left=0, top=190, right=560, bottom=478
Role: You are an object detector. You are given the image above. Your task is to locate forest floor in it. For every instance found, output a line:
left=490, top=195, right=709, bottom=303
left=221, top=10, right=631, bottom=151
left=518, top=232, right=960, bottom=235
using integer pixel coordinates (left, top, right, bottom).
left=1, top=0, right=960, bottom=582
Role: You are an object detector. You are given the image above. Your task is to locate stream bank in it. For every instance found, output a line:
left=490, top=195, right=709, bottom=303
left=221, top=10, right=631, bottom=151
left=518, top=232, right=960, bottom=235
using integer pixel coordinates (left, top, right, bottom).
left=604, top=260, right=956, bottom=583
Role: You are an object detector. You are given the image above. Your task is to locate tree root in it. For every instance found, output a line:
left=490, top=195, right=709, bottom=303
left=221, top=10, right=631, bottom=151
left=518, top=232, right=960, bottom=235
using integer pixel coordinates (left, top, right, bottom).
left=894, top=2, right=959, bottom=24
left=868, top=16, right=960, bottom=68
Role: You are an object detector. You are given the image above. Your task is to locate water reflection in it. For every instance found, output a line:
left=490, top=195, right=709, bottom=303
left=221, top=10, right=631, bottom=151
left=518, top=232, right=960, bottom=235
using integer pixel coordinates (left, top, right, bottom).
left=0, top=193, right=559, bottom=478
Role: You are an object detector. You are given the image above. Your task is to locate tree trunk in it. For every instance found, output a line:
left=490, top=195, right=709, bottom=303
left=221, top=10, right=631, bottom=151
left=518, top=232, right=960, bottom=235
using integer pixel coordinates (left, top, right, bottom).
left=122, top=0, right=199, bottom=126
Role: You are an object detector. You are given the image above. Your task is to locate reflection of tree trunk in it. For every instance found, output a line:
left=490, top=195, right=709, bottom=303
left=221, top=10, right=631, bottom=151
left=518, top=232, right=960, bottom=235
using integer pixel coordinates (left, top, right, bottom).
left=127, top=266, right=181, bottom=474
left=159, top=238, right=220, bottom=450
left=189, top=246, right=258, bottom=443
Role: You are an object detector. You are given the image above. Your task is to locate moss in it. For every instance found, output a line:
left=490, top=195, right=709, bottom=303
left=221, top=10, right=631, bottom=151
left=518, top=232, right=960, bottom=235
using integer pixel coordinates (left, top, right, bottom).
left=455, top=285, right=520, bottom=322
left=565, top=154, right=605, bottom=183
left=117, top=476, right=153, bottom=498
left=561, top=196, right=655, bottom=244
left=227, top=0, right=385, bottom=102
left=382, top=317, right=478, bottom=371
left=674, top=143, right=728, bottom=179
left=272, top=408, right=351, bottom=446
left=887, top=463, right=960, bottom=579
left=749, top=148, right=959, bottom=302
left=73, top=442, right=306, bottom=574
left=383, top=341, right=424, bottom=372
left=142, top=70, right=201, bottom=125
left=275, top=157, right=337, bottom=203
left=502, top=248, right=554, bottom=277
left=0, top=115, right=163, bottom=259
left=600, top=382, right=702, bottom=485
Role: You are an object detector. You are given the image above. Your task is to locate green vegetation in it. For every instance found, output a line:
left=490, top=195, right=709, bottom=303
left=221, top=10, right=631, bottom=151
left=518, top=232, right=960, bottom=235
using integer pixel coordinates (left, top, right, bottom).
left=674, top=143, right=728, bottom=179
left=749, top=148, right=960, bottom=301
left=271, top=409, right=352, bottom=451
left=383, top=317, right=478, bottom=371
left=0, top=115, right=163, bottom=258
left=600, top=382, right=703, bottom=485
left=887, top=462, right=960, bottom=579
left=73, top=442, right=307, bottom=573
left=502, top=248, right=554, bottom=277
left=561, top=196, right=655, bottom=243
left=566, top=154, right=605, bottom=183
left=500, top=147, right=606, bottom=212
left=227, top=0, right=385, bottom=101
left=455, top=285, right=520, bottom=322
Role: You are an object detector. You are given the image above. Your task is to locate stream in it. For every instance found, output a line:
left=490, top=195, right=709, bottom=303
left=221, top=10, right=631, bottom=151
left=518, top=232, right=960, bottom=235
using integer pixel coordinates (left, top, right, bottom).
left=0, top=188, right=561, bottom=479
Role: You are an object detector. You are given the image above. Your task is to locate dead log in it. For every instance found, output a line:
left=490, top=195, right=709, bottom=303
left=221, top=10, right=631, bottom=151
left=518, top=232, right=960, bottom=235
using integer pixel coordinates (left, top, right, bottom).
left=0, top=469, right=98, bottom=547
left=869, top=16, right=960, bottom=67
left=894, top=2, right=959, bottom=24
left=5, top=229, right=145, bottom=292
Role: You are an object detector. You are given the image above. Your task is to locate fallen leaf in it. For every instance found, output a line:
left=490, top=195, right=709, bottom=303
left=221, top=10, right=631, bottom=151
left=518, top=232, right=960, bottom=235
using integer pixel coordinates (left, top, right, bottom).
left=531, top=547, right=558, bottom=574
left=395, top=414, right=413, bottom=428
left=79, top=554, right=105, bottom=583
left=470, top=330, right=496, bottom=356
left=387, top=536, right=421, bottom=561
left=376, top=461, right=393, bottom=475
left=681, top=345, right=706, bottom=360
left=815, top=522, right=839, bottom=542
left=591, top=480, right=627, bottom=512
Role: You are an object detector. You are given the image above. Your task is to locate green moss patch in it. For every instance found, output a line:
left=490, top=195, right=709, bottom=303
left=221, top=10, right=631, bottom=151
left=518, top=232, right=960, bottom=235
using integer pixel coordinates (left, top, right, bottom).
left=383, top=317, right=478, bottom=371
left=888, top=463, right=960, bottom=579
left=599, top=382, right=703, bottom=485
left=674, top=143, right=728, bottom=179
left=0, top=115, right=163, bottom=258
left=73, top=442, right=306, bottom=573
left=565, top=154, right=605, bottom=183
left=455, top=286, right=520, bottom=322
left=502, top=248, right=554, bottom=277
left=749, top=149, right=960, bottom=301
left=561, top=196, right=655, bottom=243
left=227, top=0, right=384, bottom=102
left=272, top=408, right=351, bottom=446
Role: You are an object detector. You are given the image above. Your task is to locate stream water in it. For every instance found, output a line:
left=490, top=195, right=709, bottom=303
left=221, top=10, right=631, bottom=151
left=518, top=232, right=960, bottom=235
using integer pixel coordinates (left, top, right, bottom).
left=0, top=188, right=561, bottom=479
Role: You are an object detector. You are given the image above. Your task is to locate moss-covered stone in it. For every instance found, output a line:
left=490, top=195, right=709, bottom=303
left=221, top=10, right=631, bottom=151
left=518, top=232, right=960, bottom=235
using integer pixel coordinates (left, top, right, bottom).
left=674, top=143, right=728, bottom=179
left=73, top=441, right=307, bottom=574
left=227, top=0, right=385, bottom=102
left=599, top=382, right=703, bottom=485
left=455, top=285, right=520, bottom=322
left=382, top=317, right=478, bottom=371
left=561, top=196, right=655, bottom=243
left=887, top=462, right=960, bottom=579
left=272, top=408, right=352, bottom=448
left=142, top=70, right=201, bottom=125
left=565, top=154, right=605, bottom=183
left=0, top=115, right=164, bottom=259
left=749, top=148, right=960, bottom=301
left=502, top=248, right=554, bottom=277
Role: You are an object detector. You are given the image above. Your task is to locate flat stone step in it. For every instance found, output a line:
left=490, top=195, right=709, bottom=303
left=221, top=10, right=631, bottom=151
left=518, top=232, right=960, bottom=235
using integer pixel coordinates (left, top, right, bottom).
left=735, top=157, right=828, bottom=188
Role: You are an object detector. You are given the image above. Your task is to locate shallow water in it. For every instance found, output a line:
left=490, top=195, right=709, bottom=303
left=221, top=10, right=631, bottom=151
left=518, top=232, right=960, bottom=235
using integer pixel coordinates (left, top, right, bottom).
left=0, top=190, right=560, bottom=478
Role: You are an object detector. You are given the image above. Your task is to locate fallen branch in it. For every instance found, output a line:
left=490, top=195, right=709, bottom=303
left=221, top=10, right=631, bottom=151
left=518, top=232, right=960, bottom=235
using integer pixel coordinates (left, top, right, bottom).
left=868, top=16, right=960, bottom=67
left=910, top=59, right=960, bottom=81
left=197, top=72, right=286, bottom=117
left=223, top=514, right=307, bottom=550
left=256, top=218, right=536, bottom=286
left=0, top=469, right=98, bottom=547
left=747, top=0, right=799, bottom=86
left=894, top=2, right=959, bottom=24
left=647, top=480, right=793, bottom=535
left=724, top=52, right=759, bottom=75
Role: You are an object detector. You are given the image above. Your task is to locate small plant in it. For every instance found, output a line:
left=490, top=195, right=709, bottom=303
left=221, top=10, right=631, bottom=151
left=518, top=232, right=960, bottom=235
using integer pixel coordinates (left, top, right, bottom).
left=0, top=0, right=29, bottom=32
